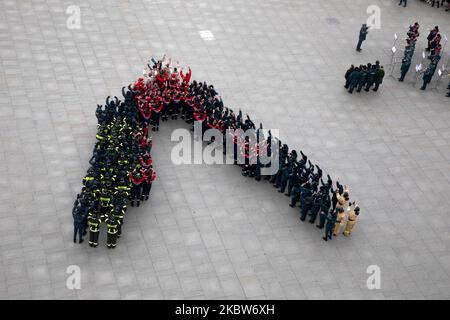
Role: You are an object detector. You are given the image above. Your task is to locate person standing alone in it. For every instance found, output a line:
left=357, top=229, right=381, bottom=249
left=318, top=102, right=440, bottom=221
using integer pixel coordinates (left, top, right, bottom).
left=356, top=24, right=369, bottom=52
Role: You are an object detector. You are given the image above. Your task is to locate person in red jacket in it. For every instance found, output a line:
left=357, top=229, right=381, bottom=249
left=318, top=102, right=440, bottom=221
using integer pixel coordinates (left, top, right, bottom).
left=141, top=167, right=157, bottom=201
left=180, top=67, right=192, bottom=85
left=169, top=67, right=180, bottom=88
left=151, top=100, right=163, bottom=132
left=156, top=69, right=168, bottom=88
left=138, top=99, right=152, bottom=123
left=139, top=151, right=153, bottom=169
left=140, top=135, right=153, bottom=153
left=129, top=168, right=145, bottom=207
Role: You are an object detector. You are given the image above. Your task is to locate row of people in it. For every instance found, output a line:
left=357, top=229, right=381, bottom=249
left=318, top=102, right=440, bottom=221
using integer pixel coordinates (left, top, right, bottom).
left=421, top=26, right=443, bottom=91
left=268, top=148, right=360, bottom=240
left=426, top=26, right=443, bottom=60
left=143, top=55, right=360, bottom=241
left=399, top=22, right=420, bottom=82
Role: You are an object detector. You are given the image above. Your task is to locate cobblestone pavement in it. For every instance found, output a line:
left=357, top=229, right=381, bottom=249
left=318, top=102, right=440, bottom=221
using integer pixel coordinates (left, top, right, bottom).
left=0, top=0, right=449, bottom=299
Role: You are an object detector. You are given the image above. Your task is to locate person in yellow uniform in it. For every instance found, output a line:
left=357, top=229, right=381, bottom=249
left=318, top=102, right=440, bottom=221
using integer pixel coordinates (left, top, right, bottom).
left=88, top=212, right=101, bottom=247
left=105, top=213, right=119, bottom=249
left=333, top=186, right=350, bottom=237
left=343, top=203, right=360, bottom=236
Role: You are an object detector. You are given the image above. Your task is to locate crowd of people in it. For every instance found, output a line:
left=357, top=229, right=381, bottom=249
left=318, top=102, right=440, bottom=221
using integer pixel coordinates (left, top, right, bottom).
left=344, top=60, right=385, bottom=94
left=72, top=55, right=360, bottom=247
left=72, top=82, right=157, bottom=248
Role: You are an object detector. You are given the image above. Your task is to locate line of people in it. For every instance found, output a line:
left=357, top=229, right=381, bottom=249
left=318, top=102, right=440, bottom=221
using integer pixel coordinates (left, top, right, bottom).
left=270, top=149, right=360, bottom=240
left=426, top=26, right=443, bottom=61
left=140, top=55, right=360, bottom=241
left=399, top=22, right=420, bottom=82
left=344, top=61, right=385, bottom=94
left=420, top=26, right=444, bottom=91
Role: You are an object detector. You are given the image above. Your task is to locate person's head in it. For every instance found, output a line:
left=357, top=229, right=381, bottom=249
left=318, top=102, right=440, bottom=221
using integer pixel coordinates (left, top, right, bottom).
left=376, top=60, right=380, bottom=65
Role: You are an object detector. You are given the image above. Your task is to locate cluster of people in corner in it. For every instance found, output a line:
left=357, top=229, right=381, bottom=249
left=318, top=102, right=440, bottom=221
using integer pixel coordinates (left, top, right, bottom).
left=400, top=0, right=450, bottom=11
left=344, top=61, right=385, bottom=94
left=421, top=0, right=450, bottom=11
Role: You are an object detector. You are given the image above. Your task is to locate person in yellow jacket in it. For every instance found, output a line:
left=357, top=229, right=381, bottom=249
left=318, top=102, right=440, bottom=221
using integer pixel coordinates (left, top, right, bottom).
left=88, top=212, right=101, bottom=247
left=343, top=203, right=360, bottom=236
left=333, top=186, right=350, bottom=237
left=105, top=213, right=120, bottom=249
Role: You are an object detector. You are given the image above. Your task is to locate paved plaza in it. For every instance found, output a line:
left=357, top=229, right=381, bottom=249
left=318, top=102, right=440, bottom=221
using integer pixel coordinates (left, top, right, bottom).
left=1, top=0, right=450, bottom=299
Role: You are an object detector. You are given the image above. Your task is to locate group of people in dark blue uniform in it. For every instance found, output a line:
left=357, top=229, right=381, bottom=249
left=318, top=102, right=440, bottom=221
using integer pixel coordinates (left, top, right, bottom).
left=344, top=61, right=385, bottom=94
left=265, top=148, right=359, bottom=241
left=397, top=23, right=447, bottom=92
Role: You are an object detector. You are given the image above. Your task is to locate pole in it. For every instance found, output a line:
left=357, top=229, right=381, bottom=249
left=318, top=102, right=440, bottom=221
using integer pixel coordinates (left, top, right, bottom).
left=413, top=64, right=422, bottom=87
left=389, top=46, right=397, bottom=77
left=442, top=35, right=448, bottom=53
left=393, top=33, right=398, bottom=48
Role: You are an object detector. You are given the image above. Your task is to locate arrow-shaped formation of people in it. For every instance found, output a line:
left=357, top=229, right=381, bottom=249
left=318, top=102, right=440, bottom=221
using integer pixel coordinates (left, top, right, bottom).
left=72, top=55, right=360, bottom=249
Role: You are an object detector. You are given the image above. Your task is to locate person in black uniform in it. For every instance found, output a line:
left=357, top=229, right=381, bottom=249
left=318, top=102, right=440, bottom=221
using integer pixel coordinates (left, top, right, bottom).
left=356, top=24, right=369, bottom=51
